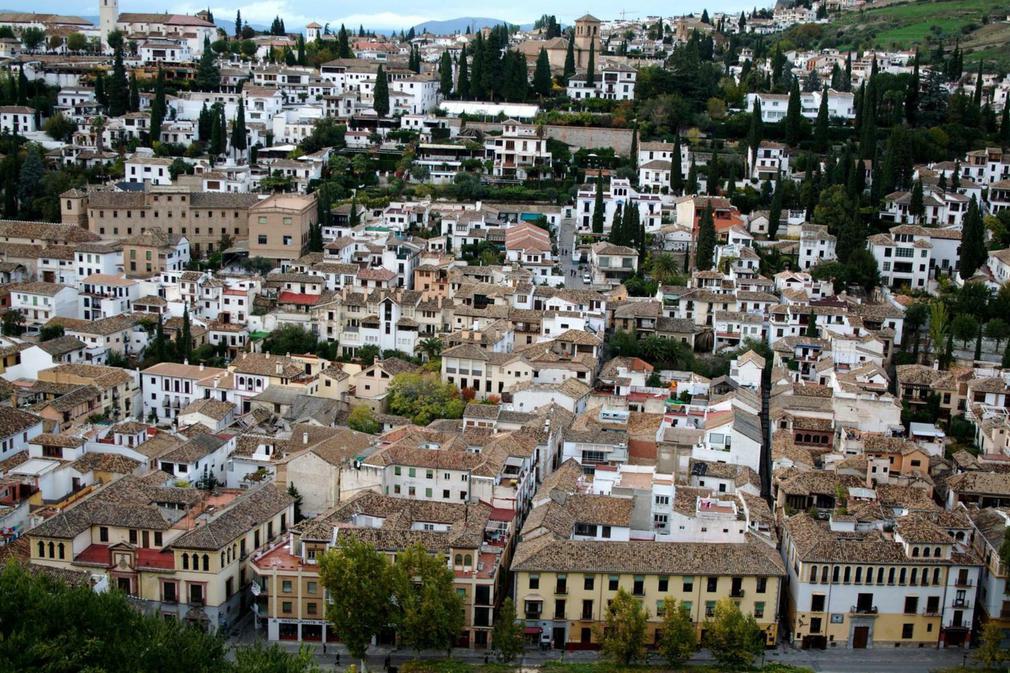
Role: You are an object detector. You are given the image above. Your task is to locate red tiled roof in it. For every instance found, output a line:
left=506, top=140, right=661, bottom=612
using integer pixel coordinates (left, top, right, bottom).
left=277, top=291, right=321, bottom=306
left=75, top=543, right=174, bottom=569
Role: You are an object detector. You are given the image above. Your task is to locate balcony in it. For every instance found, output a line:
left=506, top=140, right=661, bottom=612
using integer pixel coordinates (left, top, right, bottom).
left=952, top=599, right=971, bottom=609
left=730, top=589, right=746, bottom=598
left=850, top=605, right=878, bottom=615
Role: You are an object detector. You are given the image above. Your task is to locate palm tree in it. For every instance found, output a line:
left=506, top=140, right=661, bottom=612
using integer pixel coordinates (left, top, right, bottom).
left=418, top=337, right=443, bottom=362
left=649, top=253, right=681, bottom=286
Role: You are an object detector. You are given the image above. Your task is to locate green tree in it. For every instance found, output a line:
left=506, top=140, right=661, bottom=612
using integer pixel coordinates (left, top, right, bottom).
left=704, top=598, right=764, bottom=671
left=337, top=25, right=352, bottom=58
left=533, top=47, right=552, bottom=98
left=747, top=98, right=762, bottom=160
left=373, top=65, right=389, bottom=116
left=695, top=203, right=716, bottom=270
left=905, top=49, right=920, bottom=125
left=814, top=85, right=829, bottom=152
left=17, top=144, right=44, bottom=214
left=67, top=32, right=88, bottom=52
left=591, top=172, right=605, bottom=234
left=286, top=483, right=304, bottom=523
left=658, top=601, right=697, bottom=667
left=194, top=37, right=220, bottom=90
left=390, top=545, right=465, bottom=654
left=784, top=76, right=802, bottom=146
left=387, top=372, right=465, bottom=425
left=149, top=67, right=166, bottom=147
left=929, top=300, right=949, bottom=363
left=231, top=98, right=247, bottom=156
left=563, top=33, right=576, bottom=81
left=263, top=324, right=319, bottom=355
left=951, top=314, right=979, bottom=349
left=180, top=306, right=193, bottom=362
left=909, top=180, right=924, bottom=224
left=43, top=113, right=76, bottom=142
left=319, top=539, right=393, bottom=670
left=232, top=642, right=320, bottom=673
left=670, top=135, right=683, bottom=195
left=960, top=196, right=986, bottom=280
left=1, top=308, right=24, bottom=336
left=438, top=50, right=453, bottom=96
left=39, top=323, right=65, bottom=341
left=418, top=336, right=443, bottom=361
left=457, top=45, right=470, bottom=99
left=904, top=301, right=929, bottom=357
left=598, top=588, right=648, bottom=665
left=585, top=40, right=596, bottom=85
left=768, top=173, right=783, bottom=239
left=985, top=318, right=1010, bottom=351
left=348, top=405, right=380, bottom=434
left=492, top=598, right=524, bottom=663
left=107, top=45, right=129, bottom=116
left=975, top=622, right=1007, bottom=670
left=686, top=159, right=698, bottom=195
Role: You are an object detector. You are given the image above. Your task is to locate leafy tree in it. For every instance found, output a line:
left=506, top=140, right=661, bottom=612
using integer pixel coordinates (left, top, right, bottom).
left=960, top=196, right=986, bottom=280
left=598, top=588, right=648, bottom=665
left=373, top=65, right=389, bottom=116
left=975, top=622, right=1007, bottom=670
left=67, top=33, right=88, bottom=52
left=21, top=26, right=44, bottom=51
left=44, top=113, right=76, bottom=142
left=194, top=37, right=220, bottom=90
left=658, top=601, right=697, bottom=667
left=951, top=314, right=979, bottom=349
left=348, top=405, right=380, bottom=434
left=263, top=324, right=319, bottom=355
left=492, top=598, right=524, bottom=663
left=39, top=324, right=65, bottom=341
left=695, top=204, right=716, bottom=270
left=232, top=642, right=320, bottom=673
left=390, top=545, right=465, bottom=654
left=929, top=300, right=949, bottom=363
left=703, top=598, right=764, bottom=671
left=533, top=47, right=552, bottom=98
left=985, top=318, right=1010, bottom=350
left=319, top=539, right=393, bottom=669
left=387, top=372, right=465, bottom=425
left=591, top=173, right=605, bottom=234
left=1, top=308, right=24, bottom=336
left=418, top=336, right=443, bottom=361
left=17, top=144, right=44, bottom=214
left=286, top=483, right=304, bottom=523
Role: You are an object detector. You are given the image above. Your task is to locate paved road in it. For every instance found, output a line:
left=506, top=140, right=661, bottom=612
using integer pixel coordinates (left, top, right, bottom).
left=556, top=217, right=591, bottom=290
left=232, top=635, right=975, bottom=673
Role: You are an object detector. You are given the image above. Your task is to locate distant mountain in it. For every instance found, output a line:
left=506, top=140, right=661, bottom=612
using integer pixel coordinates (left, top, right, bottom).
left=409, top=17, right=531, bottom=35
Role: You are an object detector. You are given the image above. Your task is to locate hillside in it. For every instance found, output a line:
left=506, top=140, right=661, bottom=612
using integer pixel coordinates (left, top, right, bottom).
left=409, top=17, right=529, bottom=35
left=813, top=0, right=1010, bottom=64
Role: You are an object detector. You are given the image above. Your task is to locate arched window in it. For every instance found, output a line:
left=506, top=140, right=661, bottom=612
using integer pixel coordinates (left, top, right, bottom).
left=832, top=566, right=839, bottom=583
left=934, top=547, right=941, bottom=557
left=899, top=568, right=907, bottom=585
left=854, top=567, right=862, bottom=583
left=910, top=568, right=918, bottom=585
left=182, top=554, right=189, bottom=570
left=220, top=552, right=225, bottom=567
left=464, top=554, right=472, bottom=567
left=808, top=565, right=818, bottom=582
left=454, top=554, right=463, bottom=566
left=37, top=541, right=44, bottom=557
left=48, top=542, right=54, bottom=558
left=202, top=554, right=209, bottom=571
left=876, top=567, right=884, bottom=584
left=912, top=547, right=919, bottom=557
left=58, top=543, right=65, bottom=560
left=933, top=568, right=941, bottom=584
left=887, top=567, right=895, bottom=584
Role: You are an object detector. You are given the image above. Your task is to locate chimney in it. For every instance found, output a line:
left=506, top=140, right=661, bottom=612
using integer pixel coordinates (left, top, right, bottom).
left=199, top=363, right=205, bottom=371
left=302, top=432, right=309, bottom=445
left=276, top=363, right=283, bottom=375
left=265, top=352, right=271, bottom=359
left=183, top=358, right=189, bottom=366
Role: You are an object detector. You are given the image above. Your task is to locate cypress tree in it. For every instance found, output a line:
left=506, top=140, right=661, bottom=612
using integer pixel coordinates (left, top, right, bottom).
left=373, top=65, right=389, bottom=116
left=533, top=47, right=552, bottom=98
left=231, top=98, right=247, bottom=157
left=909, top=179, right=924, bottom=223
left=470, top=35, right=484, bottom=99
left=338, top=25, right=352, bottom=58
left=586, top=41, right=595, bottom=85
left=608, top=203, right=623, bottom=244
left=842, top=52, right=852, bottom=91
left=785, top=76, right=802, bottom=146
left=630, top=126, right=638, bottom=170
left=768, top=172, right=783, bottom=239
left=973, top=59, right=984, bottom=110
left=591, top=173, right=605, bottom=234
left=148, top=68, right=166, bottom=147
left=235, top=10, right=242, bottom=38
left=563, top=33, right=576, bottom=81
left=438, top=50, right=453, bottom=96
left=180, top=307, right=193, bottom=362
left=195, top=37, right=220, bottom=91
left=707, top=148, right=721, bottom=195
left=814, top=85, right=829, bottom=152
left=686, top=159, right=698, bottom=195
left=107, top=45, right=128, bottom=116
left=457, top=45, right=470, bottom=100
left=128, top=73, right=139, bottom=112
left=748, top=98, right=763, bottom=161
left=859, top=74, right=877, bottom=159
left=905, top=49, right=919, bottom=125
left=95, top=72, right=107, bottom=107
left=695, top=204, right=716, bottom=270
left=960, top=196, right=986, bottom=279
left=209, top=105, right=223, bottom=156
left=670, top=136, right=683, bottom=195
left=296, top=34, right=306, bottom=66
left=1001, top=103, right=1010, bottom=146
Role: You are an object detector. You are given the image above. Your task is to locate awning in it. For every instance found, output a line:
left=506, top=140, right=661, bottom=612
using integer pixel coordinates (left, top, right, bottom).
left=524, top=626, right=542, bottom=635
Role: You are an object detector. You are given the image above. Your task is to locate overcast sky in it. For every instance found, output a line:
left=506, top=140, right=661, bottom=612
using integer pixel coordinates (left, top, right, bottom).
left=49, top=0, right=761, bottom=31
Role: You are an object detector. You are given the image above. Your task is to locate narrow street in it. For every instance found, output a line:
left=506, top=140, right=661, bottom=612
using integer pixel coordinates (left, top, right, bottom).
left=556, top=217, right=591, bottom=289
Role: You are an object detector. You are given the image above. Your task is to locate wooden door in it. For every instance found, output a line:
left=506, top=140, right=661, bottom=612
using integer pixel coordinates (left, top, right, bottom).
left=852, top=626, right=869, bottom=649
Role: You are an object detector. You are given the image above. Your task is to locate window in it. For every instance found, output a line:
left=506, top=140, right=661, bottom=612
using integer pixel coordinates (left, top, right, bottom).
left=282, top=580, right=292, bottom=593
left=706, top=577, right=718, bottom=592
left=584, top=575, right=595, bottom=591
left=282, top=601, right=293, bottom=614
left=556, top=574, right=567, bottom=594
left=633, top=575, right=645, bottom=595
left=257, top=234, right=267, bottom=245
left=754, top=601, right=765, bottom=619
left=528, top=574, right=540, bottom=590
left=683, top=576, right=694, bottom=592
left=810, top=594, right=825, bottom=611
left=99, top=526, right=109, bottom=542
left=705, top=601, right=716, bottom=618
left=658, top=576, right=669, bottom=592
left=902, top=623, right=914, bottom=639
left=926, top=596, right=939, bottom=614
left=904, top=596, right=918, bottom=614
left=756, top=577, right=767, bottom=593
left=608, top=575, right=619, bottom=591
